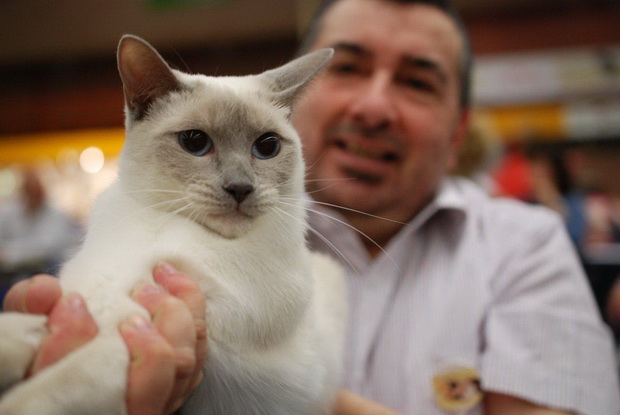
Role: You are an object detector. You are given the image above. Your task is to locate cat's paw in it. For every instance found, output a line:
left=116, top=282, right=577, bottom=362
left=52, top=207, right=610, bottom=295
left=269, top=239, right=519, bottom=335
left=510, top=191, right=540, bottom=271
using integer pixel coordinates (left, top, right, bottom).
left=0, top=313, right=47, bottom=393
left=0, top=332, right=128, bottom=415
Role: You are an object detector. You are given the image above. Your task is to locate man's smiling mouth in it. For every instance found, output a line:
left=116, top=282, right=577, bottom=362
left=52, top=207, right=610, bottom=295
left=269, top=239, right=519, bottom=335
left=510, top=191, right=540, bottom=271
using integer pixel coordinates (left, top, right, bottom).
left=341, top=167, right=382, bottom=184
left=335, top=140, right=399, bottom=162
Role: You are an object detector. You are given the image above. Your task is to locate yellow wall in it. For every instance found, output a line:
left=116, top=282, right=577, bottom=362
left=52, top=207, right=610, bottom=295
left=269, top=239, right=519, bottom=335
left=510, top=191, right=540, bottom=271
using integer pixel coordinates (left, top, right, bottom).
left=0, top=129, right=125, bottom=165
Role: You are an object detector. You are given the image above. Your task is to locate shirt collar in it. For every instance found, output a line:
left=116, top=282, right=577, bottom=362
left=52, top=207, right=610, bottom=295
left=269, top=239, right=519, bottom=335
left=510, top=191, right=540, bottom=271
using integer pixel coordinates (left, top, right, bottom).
left=305, top=177, right=469, bottom=239
left=423, top=177, right=469, bottom=220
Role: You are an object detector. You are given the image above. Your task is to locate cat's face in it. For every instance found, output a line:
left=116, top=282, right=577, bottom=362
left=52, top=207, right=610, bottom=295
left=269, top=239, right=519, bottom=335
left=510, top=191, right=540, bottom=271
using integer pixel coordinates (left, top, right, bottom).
left=117, top=36, right=332, bottom=238
left=122, top=76, right=303, bottom=238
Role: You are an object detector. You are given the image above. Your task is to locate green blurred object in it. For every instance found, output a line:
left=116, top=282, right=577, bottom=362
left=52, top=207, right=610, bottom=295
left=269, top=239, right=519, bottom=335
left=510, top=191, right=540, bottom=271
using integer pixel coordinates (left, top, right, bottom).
left=147, top=0, right=232, bottom=9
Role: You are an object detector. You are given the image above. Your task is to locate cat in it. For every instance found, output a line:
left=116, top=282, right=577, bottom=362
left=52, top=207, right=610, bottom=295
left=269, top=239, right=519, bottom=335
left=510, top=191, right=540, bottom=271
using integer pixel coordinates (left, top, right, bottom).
left=0, top=35, right=346, bottom=415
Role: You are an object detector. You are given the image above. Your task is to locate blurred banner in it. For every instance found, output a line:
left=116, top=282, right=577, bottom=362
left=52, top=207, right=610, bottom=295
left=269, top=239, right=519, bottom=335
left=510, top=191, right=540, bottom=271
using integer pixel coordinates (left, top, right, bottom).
left=474, top=45, right=620, bottom=143
left=474, top=46, right=620, bottom=106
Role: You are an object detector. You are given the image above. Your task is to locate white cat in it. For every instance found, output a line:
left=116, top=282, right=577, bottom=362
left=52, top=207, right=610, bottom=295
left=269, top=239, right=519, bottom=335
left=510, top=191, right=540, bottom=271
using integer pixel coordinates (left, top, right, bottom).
left=0, top=35, right=346, bottom=415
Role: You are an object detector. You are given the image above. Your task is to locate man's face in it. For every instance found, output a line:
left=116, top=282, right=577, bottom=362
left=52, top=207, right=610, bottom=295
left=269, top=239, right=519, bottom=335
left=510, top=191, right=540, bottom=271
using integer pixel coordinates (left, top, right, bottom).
left=293, top=0, right=468, bottom=223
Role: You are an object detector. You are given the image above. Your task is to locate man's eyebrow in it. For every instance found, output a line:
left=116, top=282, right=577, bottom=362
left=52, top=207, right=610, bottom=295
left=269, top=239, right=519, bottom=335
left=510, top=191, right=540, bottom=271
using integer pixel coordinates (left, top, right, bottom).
left=402, top=56, right=447, bottom=83
left=331, top=42, right=447, bottom=83
left=331, top=42, right=370, bottom=57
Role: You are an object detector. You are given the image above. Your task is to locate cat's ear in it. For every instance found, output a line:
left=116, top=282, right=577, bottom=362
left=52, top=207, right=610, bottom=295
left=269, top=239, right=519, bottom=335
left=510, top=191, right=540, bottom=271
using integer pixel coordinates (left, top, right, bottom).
left=117, top=35, right=180, bottom=120
left=258, top=48, right=333, bottom=110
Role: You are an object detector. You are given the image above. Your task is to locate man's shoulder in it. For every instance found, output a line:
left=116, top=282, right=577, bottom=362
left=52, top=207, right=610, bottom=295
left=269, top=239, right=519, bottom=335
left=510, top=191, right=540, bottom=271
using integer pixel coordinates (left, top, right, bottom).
left=450, top=178, right=564, bottom=236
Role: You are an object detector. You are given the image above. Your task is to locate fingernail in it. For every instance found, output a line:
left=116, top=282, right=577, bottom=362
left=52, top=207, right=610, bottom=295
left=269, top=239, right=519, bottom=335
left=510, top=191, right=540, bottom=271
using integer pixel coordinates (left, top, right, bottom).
left=49, top=294, right=87, bottom=333
left=127, top=314, right=154, bottom=332
left=5, top=278, right=34, bottom=312
left=66, top=294, right=86, bottom=310
left=139, top=283, right=165, bottom=294
left=156, top=261, right=178, bottom=275
left=131, top=283, right=165, bottom=299
left=58, top=294, right=87, bottom=317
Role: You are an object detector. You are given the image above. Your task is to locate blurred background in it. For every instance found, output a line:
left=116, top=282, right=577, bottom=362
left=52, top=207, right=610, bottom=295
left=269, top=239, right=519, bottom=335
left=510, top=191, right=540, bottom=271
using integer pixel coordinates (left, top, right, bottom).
left=1, top=0, right=620, bottom=343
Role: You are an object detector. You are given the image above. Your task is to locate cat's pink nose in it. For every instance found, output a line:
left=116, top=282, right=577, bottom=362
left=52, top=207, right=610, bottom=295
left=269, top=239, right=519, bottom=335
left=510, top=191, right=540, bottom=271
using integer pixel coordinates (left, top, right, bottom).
left=224, top=184, right=254, bottom=204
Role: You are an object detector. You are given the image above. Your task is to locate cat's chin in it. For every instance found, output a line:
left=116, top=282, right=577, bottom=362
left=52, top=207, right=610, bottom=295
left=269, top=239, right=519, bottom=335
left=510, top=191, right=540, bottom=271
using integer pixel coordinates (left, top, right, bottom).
left=201, top=213, right=255, bottom=239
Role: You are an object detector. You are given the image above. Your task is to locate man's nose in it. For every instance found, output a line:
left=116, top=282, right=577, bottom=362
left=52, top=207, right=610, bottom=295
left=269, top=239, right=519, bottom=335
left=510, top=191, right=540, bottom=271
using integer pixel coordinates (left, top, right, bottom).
left=348, top=72, right=397, bottom=131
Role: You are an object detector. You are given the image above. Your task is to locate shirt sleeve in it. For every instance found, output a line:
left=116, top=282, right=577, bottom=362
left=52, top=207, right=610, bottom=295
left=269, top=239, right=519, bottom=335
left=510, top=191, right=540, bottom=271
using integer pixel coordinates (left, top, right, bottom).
left=481, top=208, right=620, bottom=415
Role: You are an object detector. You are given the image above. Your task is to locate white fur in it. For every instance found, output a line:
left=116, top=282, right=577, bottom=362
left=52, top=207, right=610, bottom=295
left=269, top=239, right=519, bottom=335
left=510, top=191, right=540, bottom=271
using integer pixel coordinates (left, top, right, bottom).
left=0, top=37, right=344, bottom=414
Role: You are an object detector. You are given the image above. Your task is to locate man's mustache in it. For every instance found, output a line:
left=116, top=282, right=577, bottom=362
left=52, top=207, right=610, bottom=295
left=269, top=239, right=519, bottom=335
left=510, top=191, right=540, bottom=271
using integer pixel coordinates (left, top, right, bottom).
left=328, top=122, right=402, bottom=150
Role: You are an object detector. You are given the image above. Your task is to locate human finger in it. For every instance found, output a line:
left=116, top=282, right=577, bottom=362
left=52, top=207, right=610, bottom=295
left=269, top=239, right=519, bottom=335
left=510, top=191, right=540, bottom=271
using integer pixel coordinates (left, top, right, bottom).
left=133, top=280, right=199, bottom=413
left=153, top=262, right=207, bottom=372
left=3, top=275, right=62, bottom=314
left=120, top=314, right=176, bottom=415
left=133, top=283, right=197, bottom=378
left=30, top=294, right=98, bottom=374
left=153, top=263, right=207, bottom=411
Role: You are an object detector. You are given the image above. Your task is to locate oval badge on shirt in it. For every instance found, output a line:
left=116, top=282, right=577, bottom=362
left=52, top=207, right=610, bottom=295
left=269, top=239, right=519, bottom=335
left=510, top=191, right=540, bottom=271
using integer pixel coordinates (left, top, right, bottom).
left=432, top=361, right=483, bottom=412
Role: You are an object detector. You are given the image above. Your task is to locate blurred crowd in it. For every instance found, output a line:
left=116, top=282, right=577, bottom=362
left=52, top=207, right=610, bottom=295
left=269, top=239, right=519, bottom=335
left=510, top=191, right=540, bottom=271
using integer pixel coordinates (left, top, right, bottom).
left=526, top=140, right=620, bottom=341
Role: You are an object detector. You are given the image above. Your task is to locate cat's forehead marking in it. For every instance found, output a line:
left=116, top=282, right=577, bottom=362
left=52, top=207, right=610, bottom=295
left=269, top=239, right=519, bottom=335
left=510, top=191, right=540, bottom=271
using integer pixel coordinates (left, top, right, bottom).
left=169, top=73, right=290, bottom=138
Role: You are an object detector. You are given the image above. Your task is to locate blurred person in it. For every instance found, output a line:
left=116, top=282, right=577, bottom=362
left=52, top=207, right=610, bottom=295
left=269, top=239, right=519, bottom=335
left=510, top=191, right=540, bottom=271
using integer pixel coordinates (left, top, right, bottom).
left=451, top=118, right=499, bottom=193
left=4, top=1, right=620, bottom=414
left=570, top=141, right=620, bottom=341
left=527, top=147, right=587, bottom=245
left=527, top=141, right=620, bottom=339
left=490, top=145, right=534, bottom=200
left=0, top=169, right=81, bottom=302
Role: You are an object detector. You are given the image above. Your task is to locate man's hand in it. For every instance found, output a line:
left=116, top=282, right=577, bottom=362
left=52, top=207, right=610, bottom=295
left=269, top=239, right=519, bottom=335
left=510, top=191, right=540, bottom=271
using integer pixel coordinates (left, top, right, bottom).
left=2, top=262, right=206, bottom=415
left=333, top=390, right=401, bottom=415
left=484, top=392, right=575, bottom=415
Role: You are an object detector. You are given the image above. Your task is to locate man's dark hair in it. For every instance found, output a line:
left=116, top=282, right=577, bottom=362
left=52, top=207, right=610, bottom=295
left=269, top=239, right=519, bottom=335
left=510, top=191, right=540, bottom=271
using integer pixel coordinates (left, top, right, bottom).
left=297, top=0, right=473, bottom=108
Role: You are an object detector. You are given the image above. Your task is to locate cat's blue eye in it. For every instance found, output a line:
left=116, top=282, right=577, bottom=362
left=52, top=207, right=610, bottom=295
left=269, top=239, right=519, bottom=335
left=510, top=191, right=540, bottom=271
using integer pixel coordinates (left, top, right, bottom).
left=252, top=133, right=281, bottom=160
left=178, top=129, right=213, bottom=156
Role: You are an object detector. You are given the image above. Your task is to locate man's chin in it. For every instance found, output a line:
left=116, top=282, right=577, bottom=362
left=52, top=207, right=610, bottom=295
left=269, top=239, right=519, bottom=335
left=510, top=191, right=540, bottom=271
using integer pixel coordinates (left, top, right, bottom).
left=311, top=184, right=380, bottom=214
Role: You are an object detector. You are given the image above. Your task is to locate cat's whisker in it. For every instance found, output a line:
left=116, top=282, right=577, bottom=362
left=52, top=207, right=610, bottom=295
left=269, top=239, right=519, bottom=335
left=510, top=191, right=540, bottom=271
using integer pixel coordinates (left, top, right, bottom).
left=269, top=153, right=337, bottom=192
left=276, top=176, right=355, bottom=189
left=185, top=203, right=199, bottom=223
left=280, top=197, right=408, bottom=226
left=304, top=150, right=328, bottom=173
left=170, top=47, right=192, bottom=73
left=274, top=176, right=355, bottom=195
left=278, top=200, right=401, bottom=273
left=304, top=178, right=356, bottom=184
left=270, top=170, right=308, bottom=191
left=119, top=196, right=192, bottom=225
left=124, top=189, right=187, bottom=195
left=188, top=202, right=207, bottom=225
left=303, top=180, right=356, bottom=195
left=142, top=197, right=191, bottom=212
left=271, top=206, right=360, bottom=276
left=269, top=207, right=301, bottom=244
left=154, top=199, right=197, bottom=229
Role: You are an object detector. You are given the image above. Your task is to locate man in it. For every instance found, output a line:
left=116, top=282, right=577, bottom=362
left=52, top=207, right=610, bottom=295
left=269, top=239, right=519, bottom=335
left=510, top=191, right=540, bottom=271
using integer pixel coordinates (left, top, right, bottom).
left=4, top=1, right=620, bottom=414
left=292, top=1, right=619, bottom=414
